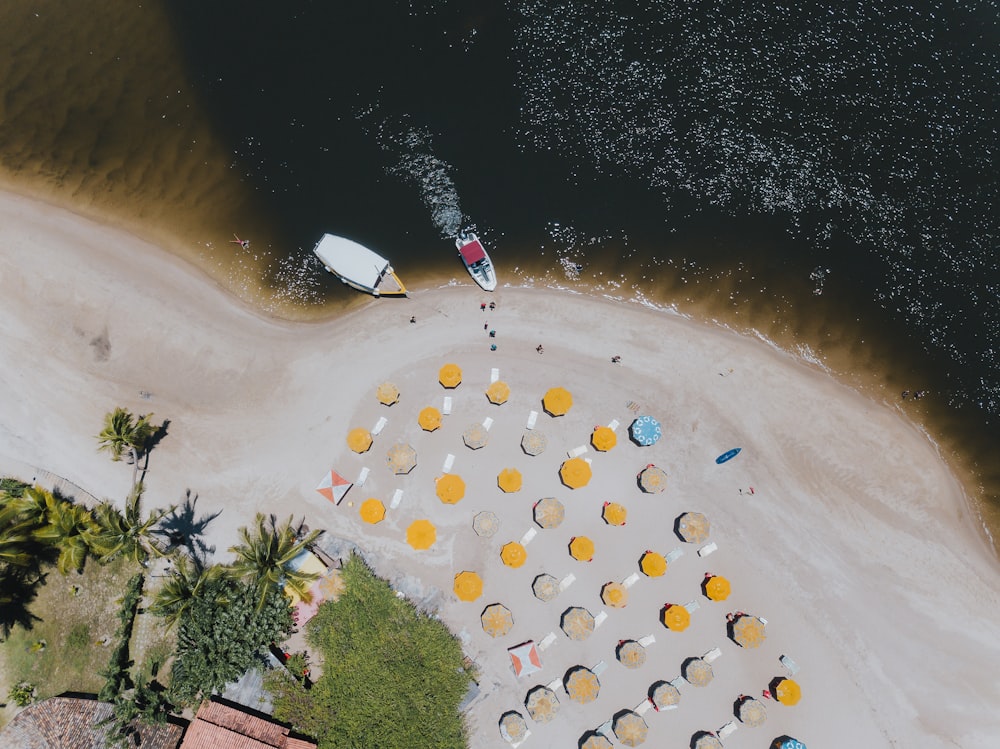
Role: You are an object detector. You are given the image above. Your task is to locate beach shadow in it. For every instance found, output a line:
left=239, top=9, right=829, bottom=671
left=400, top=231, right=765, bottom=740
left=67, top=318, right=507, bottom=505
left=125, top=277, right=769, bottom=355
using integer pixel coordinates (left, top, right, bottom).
left=0, top=566, right=46, bottom=638
left=146, top=418, right=170, bottom=453
left=155, top=490, right=220, bottom=563
left=672, top=515, right=686, bottom=542
left=690, top=730, right=718, bottom=748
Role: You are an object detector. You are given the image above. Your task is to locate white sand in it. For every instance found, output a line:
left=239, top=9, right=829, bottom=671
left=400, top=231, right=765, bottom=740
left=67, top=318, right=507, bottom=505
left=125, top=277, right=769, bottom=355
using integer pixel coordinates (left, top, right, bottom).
left=1, top=189, right=998, bottom=748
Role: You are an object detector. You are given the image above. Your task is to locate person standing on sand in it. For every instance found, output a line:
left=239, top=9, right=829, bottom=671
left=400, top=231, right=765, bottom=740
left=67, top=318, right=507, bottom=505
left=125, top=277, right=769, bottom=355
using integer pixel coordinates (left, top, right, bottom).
left=489, top=301, right=496, bottom=310
left=536, top=345, right=544, bottom=353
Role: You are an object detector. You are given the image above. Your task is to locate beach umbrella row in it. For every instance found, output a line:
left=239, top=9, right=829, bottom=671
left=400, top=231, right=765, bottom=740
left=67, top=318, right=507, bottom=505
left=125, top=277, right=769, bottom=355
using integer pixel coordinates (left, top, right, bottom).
left=561, top=607, right=595, bottom=640
left=473, top=511, right=499, bottom=537
left=602, top=501, right=627, bottom=526
left=677, top=511, right=709, bottom=543
left=463, top=423, right=489, bottom=449
left=569, top=536, right=595, bottom=562
left=581, top=735, right=613, bottom=749
left=650, top=681, right=681, bottom=710
left=487, top=380, right=510, bottom=405
left=359, top=498, right=385, bottom=524
left=499, top=711, right=526, bottom=744
left=387, top=443, right=417, bottom=474
left=591, top=426, right=617, bottom=451
left=629, top=415, right=662, bottom=446
left=601, top=582, right=628, bottom=608
left=661, top=603, right=691, bottom=632
left=641, top=551, right=667, bottom=577
left=732, top=614, right=766, bottom=648
left=418, top=406, right=442, bottom=431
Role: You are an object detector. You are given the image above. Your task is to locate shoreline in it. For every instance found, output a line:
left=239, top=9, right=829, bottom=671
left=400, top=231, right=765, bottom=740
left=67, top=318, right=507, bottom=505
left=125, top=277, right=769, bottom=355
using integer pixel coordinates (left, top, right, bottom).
left=2, top=187, right=999, bottom=746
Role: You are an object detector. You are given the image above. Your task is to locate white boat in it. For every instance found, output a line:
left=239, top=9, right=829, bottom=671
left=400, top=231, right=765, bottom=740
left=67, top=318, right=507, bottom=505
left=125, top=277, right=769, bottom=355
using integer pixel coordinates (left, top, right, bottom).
left=456, top=232, right=496, bottom=291
left=313, top=234, right=407, bottom=297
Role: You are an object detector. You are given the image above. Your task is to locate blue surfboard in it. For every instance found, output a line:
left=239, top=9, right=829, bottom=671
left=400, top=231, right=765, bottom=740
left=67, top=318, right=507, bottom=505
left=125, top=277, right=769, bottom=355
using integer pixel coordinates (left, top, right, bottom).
left=715, top=447, right=742, bottom=464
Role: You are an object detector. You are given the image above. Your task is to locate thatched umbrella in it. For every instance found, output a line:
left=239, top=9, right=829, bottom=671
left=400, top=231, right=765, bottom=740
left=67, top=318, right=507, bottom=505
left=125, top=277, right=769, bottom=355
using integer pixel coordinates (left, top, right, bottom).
left=406, top=520, right=436, bottom=550
left=591, top=426, right=617, bottom=451
left=439, top=363, right=462, bottom=388
left=473, top=511, right=500, bottom=537
left=347, top=428, right=373, bottom=454
left=524, top=685, right=560, bottom=723
left=521, top=430, right=548, bottom=456
left=386, top=443, right=417, bottom=474
left=542, top=386, right=573, bottom=416
left=676, top=512, right=709, bottom=543
left=732, top=615, right=766, bottom=648
left=682, top=657, right=714, bottom=687
left=481, top=604, right=514, bottom=638
left=640, top=551, right=667, bottom=577
left=601, top=582, right=628, bottom=608
left=533, top=498, right=564, bottom=529
left=418, top=406, right=442, bottom=431
left=692, top=732, right=723, bottom=749
left=359, top=498, right=385, bottom=524
left=453, top=571, right=483, bottom=602
left=436, top=473, right=466, bottom=504
left=498, top=468, right=523, bottom=493
left=612, top=710, right=648, bottom=746
left=532, top=574, right=559, bottom=602
left=560, top=607, right=595, bottom=641
left=616, top=640, right=646, bottom=669
left=602, top=502, right=627, bottom=526
left=649, top=681, right=681, bottom=710
left=638, top=465, right=667, bottom=493
left=463, top=423, right=489, bottom=449
left=737, top=696, right=767, bottom=726
left=375, top=381, right=399, bottom=405
left=486, top=380, right=511, bottom=405
left=560, top=458, right=592, bottom=488
left=564, top=666, right=600, bottom=703
left=501, top=542, right=527, bottom=568
left=499, top=711, right=527, bottom=743
left=580, top=734, right=613, bottom=749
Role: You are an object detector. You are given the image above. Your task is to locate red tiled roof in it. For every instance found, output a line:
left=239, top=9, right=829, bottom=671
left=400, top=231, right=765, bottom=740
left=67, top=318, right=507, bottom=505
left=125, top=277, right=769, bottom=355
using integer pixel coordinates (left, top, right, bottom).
left=179, top=700, right=315, bottom=749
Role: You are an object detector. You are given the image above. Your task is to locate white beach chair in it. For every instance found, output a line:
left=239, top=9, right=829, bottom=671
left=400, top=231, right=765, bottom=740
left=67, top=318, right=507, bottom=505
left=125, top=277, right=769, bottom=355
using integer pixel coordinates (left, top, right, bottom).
left=780, top=654, right=800, bottom=675
left=593, top=610, right=608, bottom=628
left=684, top=600, right=701, bottom=613
left=719, top=722, right=738, bottom=740
left=703, top=647, right=722, bottom=663
left=567, top=445, right=588, bottom=458
left=584, top=457, right=592, bottom=465
left=659, top=703, right=679, bottom=711
left=668, top=676, right=685, bottom=690
left=635, top=699, right=653, bottom=715
left=558, top=573, right=576, bottom=592
left=482, top=416, right=494, bottom=431
left=607, top=418, right=620, bottom=432
left=355, top=466, right=370, bottom=488
left=547, top=677, right=563, bottom=691
left=372, top=416, right=387, bottom=436
left=520, top=527, right=538, bottom=546
left=442, top=396, right=453, bottom=415
left=622, top=572, right=640, bottom=588
left=638, top=634, right=656, bottom=647
left=442, top=454, right=456, bottom=473
left=389, top=489, right=404, bottom=509
left=698, top=541, right=718, bottom=557
left=538, top=631, right=557, bottom=651
left=491, top=367, right=500, bottom=383
left=592, top=661, right=608, bottom=676
left=526, top=410, right=538, bottom=429
left=759, top=617, right=769, bottom=626
left=665, top=548, right=685, bottom=564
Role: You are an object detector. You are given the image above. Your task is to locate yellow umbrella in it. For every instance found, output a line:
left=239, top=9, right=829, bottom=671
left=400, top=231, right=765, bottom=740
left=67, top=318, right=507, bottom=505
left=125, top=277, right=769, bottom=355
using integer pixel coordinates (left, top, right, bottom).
left=732, top=615, right=766, bottom=648
left=775, top=678, right=801, bottom=705
left=500, top=542, right=527, bottom=568
left=435, top=473, right=466, bottom=504
left=532, top=497, right=565, bottom=529
left=569, top=536, right=595, bottom=562
left=406, top=519, right=436, bottom=550
left=677, top=512, right=710, bottom=543
left=560, top=607, right=595, bottom=640
left=359, top=498, right=385, bottom=524
left=601, top=582, right=628, bottom=608
left=564, top=666, right=600, bottom=703
left=439, top=363, right=462, bottom=388
left=375, top=381, right=399, bottom=405
left=481, top=603, right=514, bottom=638
left=704, top=575, right=731, bottom=601
left=486, top=381, right=510, bottom=405
left=418, top=406, right=442, bottom=431
left=602, top=502, right=627, bottom=526
left=453, top=571, right=483, bottom=602
left=542, top=386, right=573, bottom=416
left=591, top=426, right=617, bottom=451
left=560, top=458, right=592, bottom=489
left=498, top=468, right=522, bottom=493
left=661, top=603, right=691, bottom=632
left=640, top=551, right=667, bottom=577
left=347, top=428, right=373, bottom=453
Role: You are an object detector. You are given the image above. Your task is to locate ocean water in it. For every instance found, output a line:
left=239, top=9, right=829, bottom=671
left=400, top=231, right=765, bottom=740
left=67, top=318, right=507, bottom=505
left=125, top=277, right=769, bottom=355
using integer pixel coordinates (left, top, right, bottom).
left=0, top=1, right=997, bottom=545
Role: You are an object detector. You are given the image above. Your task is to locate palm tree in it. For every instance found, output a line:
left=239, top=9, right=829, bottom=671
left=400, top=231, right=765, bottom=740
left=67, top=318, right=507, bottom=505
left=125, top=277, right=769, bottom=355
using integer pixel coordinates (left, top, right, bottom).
left=87, top=485, right=174, bottom=565
left=149, top=555, right=225, bottom=629
left=30, top=496, right=96, bottom=574
left=228, top=514, right=320, bottom=611
left=96, top=408, right=157, bottom=490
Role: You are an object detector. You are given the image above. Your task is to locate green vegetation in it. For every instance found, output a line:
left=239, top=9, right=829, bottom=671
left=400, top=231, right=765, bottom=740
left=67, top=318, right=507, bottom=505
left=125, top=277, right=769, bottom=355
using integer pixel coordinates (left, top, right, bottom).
left=87, top=486, right=173, bottom=565
left=229, top=514, right=320, bottom=611
left=267, top=556, right=471, bottom=748
left=98, top=573, right=145, bottom=702
left=96, top=407, right=158, bottom=491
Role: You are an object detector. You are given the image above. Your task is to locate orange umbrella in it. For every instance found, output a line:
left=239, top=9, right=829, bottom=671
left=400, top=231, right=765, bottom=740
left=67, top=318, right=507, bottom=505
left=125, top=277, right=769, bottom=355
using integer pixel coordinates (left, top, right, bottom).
left=532, top=498, right=565, bottom=529
left=569, top=536, right=595, bottom=562
left=406, top=519, right=436, bottom=550
left=601, top=582, right=628, bottom=608
left=602, top=502, right=627, bottom=526
left=542, top=386, right=573, bottom=416
left=732, top=615, right=766, bottom=648
left=640, top=551, right=667, bottom=577
left=560, top=458, right=592, bottom=489
left=560, top=607, right=595, bottom=640
left=498, top=468, right=523, bottom=493
left=677, top=512, right=710, bottom=543
left=481, top=603, right=514, bottom=638
left=591, top=426, right=617, bottom=451
left=703, top=575, right=731, bottom=601
left=486, top=381, right=510, bottom=405
left=436, top=473, right=466, bottom=504
left=774, top=678, right=801, bottom=705
left=453, top=571, right=483, bottom=602
left=347, top=428, right=373, bottom=453
left=359, top=498, right=385, bottom=524
left=439, top=363, right=462, bottom=388
left=418, top=406, right=442, bottom=431
left=564, top=666, right=601, bottom=703
left=375, top=381, right=399, bottom=405
left=661, top=603, right=691, bottom=632
left=501, top=542, right=527, bottom=568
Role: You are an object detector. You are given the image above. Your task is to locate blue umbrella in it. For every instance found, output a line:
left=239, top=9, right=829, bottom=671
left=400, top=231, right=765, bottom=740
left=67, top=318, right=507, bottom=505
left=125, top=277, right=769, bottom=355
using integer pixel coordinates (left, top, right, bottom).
left=629, top=416, right=662, bottom=446
left=774, top=739, right=807, bottom=749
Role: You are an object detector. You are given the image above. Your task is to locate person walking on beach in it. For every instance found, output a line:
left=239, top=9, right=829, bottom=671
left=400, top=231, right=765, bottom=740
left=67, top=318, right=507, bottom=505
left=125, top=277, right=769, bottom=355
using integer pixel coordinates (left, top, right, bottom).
left=481, top=302, right=487, bottom=311
left=611, top=355, right=621, bottom=363
left=409, top=316, right=416, bottom=324
left=536, top=345, right=544, bottom=353
left=489, top=301, right=496, bottom=310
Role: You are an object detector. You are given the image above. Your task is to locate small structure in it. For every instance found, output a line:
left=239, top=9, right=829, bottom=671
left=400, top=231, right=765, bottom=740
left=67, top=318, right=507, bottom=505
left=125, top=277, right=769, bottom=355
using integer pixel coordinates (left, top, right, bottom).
left=737, top=696, right=768, bottom=726
left=561, top=607, right=596, bottom=641
left=602, top=502, right=627, bottom=526
left=509, top=641, right=543, bottom=677
left=180, top=698, right=316, bottom=748
left=773, top=678, right=802, bottom=706
left=436, top=473, right=466, bottom=504
left=692, top=731, right=723, bottom=749
left=661, top=603, right=691, bottom=632
left=501, top=542, right=528, bottom=568
left=463, top=423, right=489, bottom=450
left=347, top=428, right=373, bottom=454
left=569, top=536, right=595, bottom=562
left=521, top=430, right=548, bottom=456
left=676, top=512, right=710, bottom=543
left=731, top=615, right=766, bottom=648
left=406, top=519, right=436, bottom=550
left=359, top=498, right=385, bottom=524
left=498, top=468, right=523, bottom=493
left=640, top=551, right=667, bottom=577
left=649, top=681, right=681, bottom=710
left=499, top=711, right=529, bottom=745
left=703, top=575, right=731, bottom=601
left=418, top=406, right=442, bottom=431
left=682, top=657, right=714, bottom=687
left=532, top=574, right=560, bottom=602
left=616, top=640, right=647, bottom=669
left=591, top=426, right=617, bottom=451
left=601, top=582, right=628, bottom=608
left=314, top=470, right=352, bottom=505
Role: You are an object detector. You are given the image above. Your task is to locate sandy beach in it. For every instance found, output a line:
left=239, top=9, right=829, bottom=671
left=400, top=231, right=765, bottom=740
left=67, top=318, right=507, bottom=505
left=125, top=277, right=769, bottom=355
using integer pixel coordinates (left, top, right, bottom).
left=1, top=189, right=998, bottom=748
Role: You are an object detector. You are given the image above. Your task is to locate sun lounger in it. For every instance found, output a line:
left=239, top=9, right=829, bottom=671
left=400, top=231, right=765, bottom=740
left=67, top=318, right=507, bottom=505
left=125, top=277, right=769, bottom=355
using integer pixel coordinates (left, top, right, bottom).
left=665, top=548, right=685, bottom=563
left=538, top=631, right=557, bottom=651
left=520, top=527, right=538, bottom=546
left=635, top=699, right=653, bottom=715
left=684, top=600, right=700, bottom=613
left=567, top=445, right=588, bottom=458
left=607, top=418, right=619, bottom=432
left=703, top=647, right=722, bottom=663
left=780, top=654, right=799, bottom=674
left=592, top=661, right=608, bottom=676
left=389, top=489, right=404, bottom=509
left=558, top=573, right=576, bottom=591
left=718, top=722, right=738, bottom=740
left=622, top=572, right=640, bottom=588
left=698, top=541, right=718, bottom=557
left=372, top=416, right=387, bottom=436
left=482, top=416, right=494, bottom=431
left=356, top=466, right=370, bottom=488
left=547, top=677, right=563, bottom=691
left=526, top=410, right=538, bottom=429
left=442, top=396, right=453, bottom=415
left=759, top=617, right=769, bottom=626
left=491, top=367, right=500, bottom=383
left=668, top=676, right=685, bottom=690
left=638, top=634, right=656, bottom=647
left=659, top=703, right=678, bottom=711
left=593, top=611, right=608, bottom=628
left=442, top=453, right=455, bottom=473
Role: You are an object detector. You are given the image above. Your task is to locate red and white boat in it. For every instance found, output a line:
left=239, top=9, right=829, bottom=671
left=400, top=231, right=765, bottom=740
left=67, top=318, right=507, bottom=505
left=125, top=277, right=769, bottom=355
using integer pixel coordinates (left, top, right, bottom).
left=456, top=231, right=496, bottom=291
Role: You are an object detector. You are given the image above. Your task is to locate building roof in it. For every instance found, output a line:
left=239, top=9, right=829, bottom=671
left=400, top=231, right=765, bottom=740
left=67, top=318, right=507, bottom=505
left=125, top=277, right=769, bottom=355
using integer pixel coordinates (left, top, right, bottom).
left=0, top=696, right=183, bottom=749
left=179, top=700, right=316, bottom=749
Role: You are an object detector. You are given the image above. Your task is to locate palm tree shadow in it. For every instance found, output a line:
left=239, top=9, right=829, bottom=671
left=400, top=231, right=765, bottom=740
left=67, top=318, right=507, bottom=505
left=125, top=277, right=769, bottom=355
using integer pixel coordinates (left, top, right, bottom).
left=146, top=419, right=170, bottom=453
left=154, top=490, right=220, bottom=564
left=0, top=566, right=46, bottom=638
